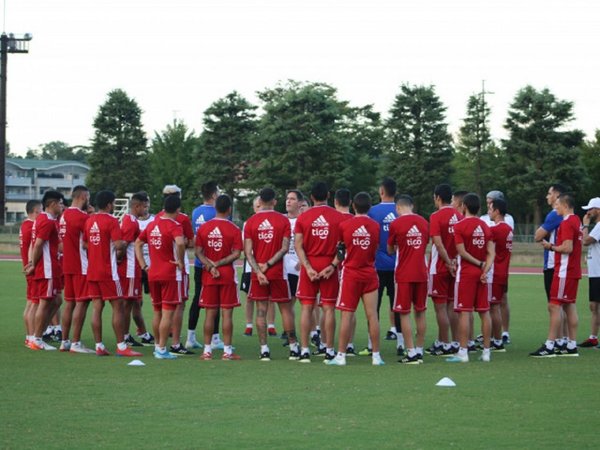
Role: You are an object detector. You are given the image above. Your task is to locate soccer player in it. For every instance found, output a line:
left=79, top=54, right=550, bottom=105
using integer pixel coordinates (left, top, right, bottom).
left=428, top=184, right=463, bottom=356
left=20, top=199, right=42, bottom=348
left=156, top=185, right=195, bottom=355
left=58, top=185, right=95, bottom=353
left=481, top=190, right=515, bottom=229
left=447, top=193, right=494, bottom=363
left=195, top=194, right=243, bottom=360
left=24, top=190, right=65, bottom=351
left=488, top=198, right=513, bottom=352
left=244, top=187, right=299, bottom=361
left=326, top=192, right=384, bottom=366
left=388, top=195, right=429, bottom=364
left=135, top=195, right=186, bottom=360
left=188, top=181, right=220, bottom=350
left=295, top=182, right=347, bottom=362
left=85, top=190, right=142, bottom=357
left=580, top=197, right=600, bottom=348
left=367, top=177, right=402, bottom=355
left=241, top=196, right=261, bottom=336
left=451, top=190, right=468, bottom=212
left=531, top=193, right=582, bottom=357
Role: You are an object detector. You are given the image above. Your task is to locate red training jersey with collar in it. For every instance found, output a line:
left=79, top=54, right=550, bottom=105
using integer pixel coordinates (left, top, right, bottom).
left=59, top=207, right=90, bottom=275
left=118, top=214, right=141, bottom=279
left=19, top=219, right=34, bottom=267
left=294, top=205, right=348, bottom=258
left=138, top=216, right=184, bottom=281
left=554, top=214, right=582, bottom=279
left=388, top=213, right=430, bottom=283
left=339, top=215, right=379, bottom=274
left=491, top=221, right=513, bottom=284
left=32, top=212, right=61, bottom=280
left=243, top=210, right=290, bottom=281
left=429, top=206, right=462, bottom=275
left=195, top=218, right=243, bottom=285
left=454, top=216, right=492, bottom=279
left=84, top=212, right=122, bottom=282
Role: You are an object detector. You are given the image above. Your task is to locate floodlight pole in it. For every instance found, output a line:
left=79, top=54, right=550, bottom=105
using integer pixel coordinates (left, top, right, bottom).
left=0, top=32, right=32, bottom=225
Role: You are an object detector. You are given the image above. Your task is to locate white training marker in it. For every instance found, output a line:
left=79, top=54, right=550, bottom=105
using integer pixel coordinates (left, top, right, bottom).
left=128, top=359, right=145, bottom=366
left=436, top=377, right=456, bottom=387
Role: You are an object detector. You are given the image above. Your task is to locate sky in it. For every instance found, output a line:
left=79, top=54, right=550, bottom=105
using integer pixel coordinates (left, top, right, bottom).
left=5, top=0, right=600, bottom=155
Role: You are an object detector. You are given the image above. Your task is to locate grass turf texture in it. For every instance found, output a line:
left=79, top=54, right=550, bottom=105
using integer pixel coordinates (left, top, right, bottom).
left=0, top=261, right=598, bottom=449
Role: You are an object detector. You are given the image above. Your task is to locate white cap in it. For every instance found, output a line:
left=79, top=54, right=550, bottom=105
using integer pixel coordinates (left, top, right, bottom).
left=582, top=197, right=600, bottom=210
left=162, top=184, right=181, bottom=195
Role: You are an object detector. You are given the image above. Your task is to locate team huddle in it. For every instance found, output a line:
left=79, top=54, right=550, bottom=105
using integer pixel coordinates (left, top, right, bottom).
left=19, top=178, right=599, bottom=364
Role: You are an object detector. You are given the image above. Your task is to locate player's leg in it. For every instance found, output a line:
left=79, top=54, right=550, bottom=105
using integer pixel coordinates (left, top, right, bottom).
left=111, top=298, right=141, bottom=356
left=158, top=308, right=176, bottom=351
left=322, top=303, right=336, bottom=358
left=490, top=302, right=503, bottom=349
left=267, top=301, right=277, bottom=336
left=202, top=307, right=218, bottom=359
left=362, top=289, right=384, bottom=365
left=300, top=303, right=315, bottom=360
left=131, top=300, right=152, bottom=344
left=277, top=301, right=299, bottom=359
left=91, top=297, right=107, bottom=354
left=478, top=310, right=492, bottom=362
left=187, top=266, right=202, bottom=345
left=255, top=300, right=270, bottom=360
left=563, top=302, right=579, bottom=346
left=500, top=291, right=510, bottom=343
left=70, top=300, right=92, bottom=352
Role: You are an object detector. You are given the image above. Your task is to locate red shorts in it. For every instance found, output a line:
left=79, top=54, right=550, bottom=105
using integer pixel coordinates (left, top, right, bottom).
left=87, top=280, right=123, bottom=301
left=550, top=277, right=579, bottom=305
left=180, top=272, right=190, bottom=300
left=394, top=281, right=428, bottom=313
left=63, top=274, right=91, bottom=302
left=490, top=282, right=508, bottom=304
left=200, top=284, right=241, bottom=309
left=26, top=277, right=38, bottom=303
left=296, top=267, right=340, bottom=305
left=336, top=270, right=378, bottom=312
left=149, top=280, right=183, bottom=311
left=428, top=272, right=455, bottom=304
left=120, top=277, right=142, bottom=301
left=248, top=279, right=290, bottom=303
left=454, top=276, right=490, bottom=312
left=34, top=278, right=60, bottom=300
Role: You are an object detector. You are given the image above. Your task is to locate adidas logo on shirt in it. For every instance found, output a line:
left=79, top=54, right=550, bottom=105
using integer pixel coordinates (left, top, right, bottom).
left=472, top=225, right=485, bottom=249
left=258, top=219, right=274, bottom=243
left=473, top=225, right=484, bottom=237
left=208, top=226, right=224, bottom=251
left=196, top=214, right=205, bottom=226
left=150, top=225, right=162, bottom=249
left=383, top=212, right=396, bottom=231
left=89, top=222, right=101, bottom=246
left=448, top=214, right=459, bottom=234
left=407, top=225, right=423, bottom=249
left=352, top=225, right=371, bottom=249
left=311, top=215, right=330, bottom=239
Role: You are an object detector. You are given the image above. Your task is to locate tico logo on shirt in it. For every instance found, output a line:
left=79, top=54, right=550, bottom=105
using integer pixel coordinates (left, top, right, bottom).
left=407, top=225, right=423, bottom=249
left=352, top=225, right=371, bottom=249
left=258, top=219, right=274, bottom=243
left=150, top=225, right=162, bottom=249
left=89, top=222, right=101, bottom=246
left=311, top=215, right=329, bottom=239
left=207, top=227, right=223, bottom=251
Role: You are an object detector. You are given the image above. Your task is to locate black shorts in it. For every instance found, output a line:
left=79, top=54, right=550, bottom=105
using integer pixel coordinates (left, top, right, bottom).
left=377, top=270, right=395, bottom=308
left=141, top=270, right=150, bottom=294
left=590, top=278, right=600, bottom=302
left=240, top=272, right=251, bottom=294
left=287, top=274, right=299, bottom=297
left=544, top=269, right=554, bottom=302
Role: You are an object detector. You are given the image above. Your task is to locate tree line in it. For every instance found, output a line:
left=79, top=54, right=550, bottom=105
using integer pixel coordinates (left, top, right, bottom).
left=16, top=81, right=600, bottom=224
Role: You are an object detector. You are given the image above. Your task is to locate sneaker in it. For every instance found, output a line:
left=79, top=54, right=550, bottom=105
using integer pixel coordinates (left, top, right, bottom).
left=299, top=352, right=311, bottom=363
left=325, top=357, right=346, bottom=366
left=529, top=345, right=556, bottom=358
left=372, top=356, right=385, bottom=366
left=141, top=335, right=155, bottom=346
left=475, top=334, right=484, bottom=344
left=358, top=347, right=373, bottom=356
left=310, top=334, right=321, bottom=348
left=28, top=340, right=44, bottom=351
left=502, top=334, right=511, bottom=345
left=556, top=346, right=579, bottom=357
left=268, top=326, right=277, bottom=336
left=346, top=346, right=356, bottom=357
left=417, top=353, right=424, bottom=364
left=69, top=343, right=95, bottom=354
left=446, top=355, right=469, bottom=363
left=211, top=340, right=225, bottom=350
left=468, top=344, right=478, bottom=353
left=200, top=352, right=213, bottom=360
left=578, top=337, right=598, bottom=348
left=491, top=342, right=506, bottom=352
left=243, top=327, right=253, bottom=337
left=324, top=352, right=335, bottom=361
left=289, top=349, right=300, bottom=361
left=282, top=338, right=290, bottom=347
left=154, top=349, right=177, bottom=360
left=59, top=341, right=71, bottom=352
left=96, top=347, right=110, bottom=356
left=259, top=351, right=271, bottom=361
left=125, top=335, right=143, bottom=347
left=429, top=346, right=454, bottom=357
left=185, top=339, right=202, bottom=349
left=396, top=346, right=405, bottom=357
left=42, top=332, right=53, bottom=343
left=312, top=347, right=327, bottom=357
left=39, top=341, right=57, bottom=351
left=479, top=352, right=491, bottom=362
left=385, top=330, right=397, bottom=341
left=169, top=345, right=195, bottom=356
left=553, top=342, right=567, bottom=355
left=280, top=331, right=288, bottom=340
left=222, top=353, right=241, bottom=360
left=52, top=329, right=62, bottom=342
left=398, top=354, right=420, bottom=365
left=116, top=347, right=143, bottom=357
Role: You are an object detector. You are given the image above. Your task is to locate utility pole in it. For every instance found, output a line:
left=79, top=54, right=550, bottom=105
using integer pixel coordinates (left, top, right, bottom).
left=475, top=80, right=493, bottom=198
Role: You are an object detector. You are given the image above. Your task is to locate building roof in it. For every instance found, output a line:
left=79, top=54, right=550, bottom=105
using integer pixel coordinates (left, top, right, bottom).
left=7, top=158, right=90, bottom=171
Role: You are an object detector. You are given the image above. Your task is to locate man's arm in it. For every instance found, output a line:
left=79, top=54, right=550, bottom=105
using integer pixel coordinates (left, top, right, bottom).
left=173, top=236, right=186, bottom=271
left=244, top=238, right=268, bottom=285
left=294, top=233, right=318, bottom=281
left=134, top=238, right=147, bottom=270
left=534, top=226, right=550, bottom=243
left=542, top=239, right=573, bottom=255
left=456, top=242, right=489, bottom=270
left=582, top=213, right=597, bottom=246
left=24, top=238, right=44, bottom=275
left=432, top=236, right=454, bottom=272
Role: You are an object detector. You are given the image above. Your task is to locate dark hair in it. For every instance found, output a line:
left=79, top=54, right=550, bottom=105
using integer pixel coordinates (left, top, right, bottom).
left=259, top=187, right=276, bottom=203
left=95, top=190, right=116, bottom=210
left=71, top=185, right=89, bottom=199
left=353, top=192, right=372, bottom=214
left=215, top=194, right=232, bottom=213
left=334, top=188, right=351, bottom=207
left=201, top=181, right=219, bottom=201
left=42, top=190, right=64, bottom=208
left=26, top=199, right=42, bottom=214
left=491, top=198, right=507, bottom=216
left=311, top=182, right=329, bottom=202
left=434, top=184, right=452, bottom=203
left=395, top=194, right=414, bottom=207
left=380, top=177, right=397, bottom=197
left=286, top=189, right=304, bottom=202
left=463, top=193, right=480, bottom=215
left=558, top=193, right=575, bottom=209
left=550, top=183, right=568, bottom=195
left=164, top=195, right=181, bottom=213
left=453, top=190, right=468, bottom=201
left=131, top=192, right=149, bottom=203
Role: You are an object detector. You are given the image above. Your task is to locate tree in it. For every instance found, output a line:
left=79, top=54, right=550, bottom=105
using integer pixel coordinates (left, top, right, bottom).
left=503, top=86, right=585, bottom=224
left=86, top=89, right=149, bottom=197
left=579, top=129, right=600, bottom=204
left=149, top=120, right=199, bottom=213
left=383, top=84, right=453, bottom=215
left=25, top=141, right=89, bottom=162
left=196, top=91, right=257, bottom=201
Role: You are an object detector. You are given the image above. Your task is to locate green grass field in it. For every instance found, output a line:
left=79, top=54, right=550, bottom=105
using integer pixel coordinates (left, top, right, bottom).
left=0, top=261, right=598, bottom=449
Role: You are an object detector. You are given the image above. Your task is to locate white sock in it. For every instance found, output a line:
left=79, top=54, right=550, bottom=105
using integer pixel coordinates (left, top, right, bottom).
left=95, top=342, right=105, bottom=350
left=267, top=323, right=275, bottom=329
left=260, top=345, right=269, bottom=353
left=590, top=334, right=598, bottom=339
left=372, top=351, right=381, bottom=359
left=567, top=340, right=577, bottom=350
left=290, top=343, right=299, bottom=352
left=502, top=331, right=510, bottom=338
left=187, top=330, right=196, bottom=341
left=55, top=325, right=62, bottom=332
left=336, top=352, right=346, bottom=359
left=124, top=333, right=131, bottom=340
left=117, top=341, right=127, bottom=351
left=482, top=348, right=491, bottom=356
left=545, top=340, right=555, bottom=349
left=44, top=326, right=53, bottom=334
left=224, top=345, right=233, bottom=355
left=204, top=344, right=211, bottom=353
left=390, top=326, right=397, bottom=333
left=326, top=347, right=334, bottom=356
left=452, top=341, right=459, bottom=348
left=301, top=347, right=310, bottom=355
left=158, top=346, right=166, bottom=353
left=246, top=323, right=253, bottom=328
left=458, top=347, right=468, bottom=358
left=212, top=333, right=220, bottom=343
left=347, top=343, right=354, bottom=350
left=310, top=330, right=317, bottom=338
left=397, top=332, right=405, bottom=347
left=416, top=347, right=423, bottom=356
left=408, top=348, right=417, bottom=358
left=367, top=336, right=373, bottom=349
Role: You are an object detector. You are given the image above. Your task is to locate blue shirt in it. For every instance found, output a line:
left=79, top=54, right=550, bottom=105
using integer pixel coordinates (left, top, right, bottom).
left=368, top=202, right=397, bottom=271
left=541, top=209, right=563, bottom=270
left=191, top=204, right=216, bottom=267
